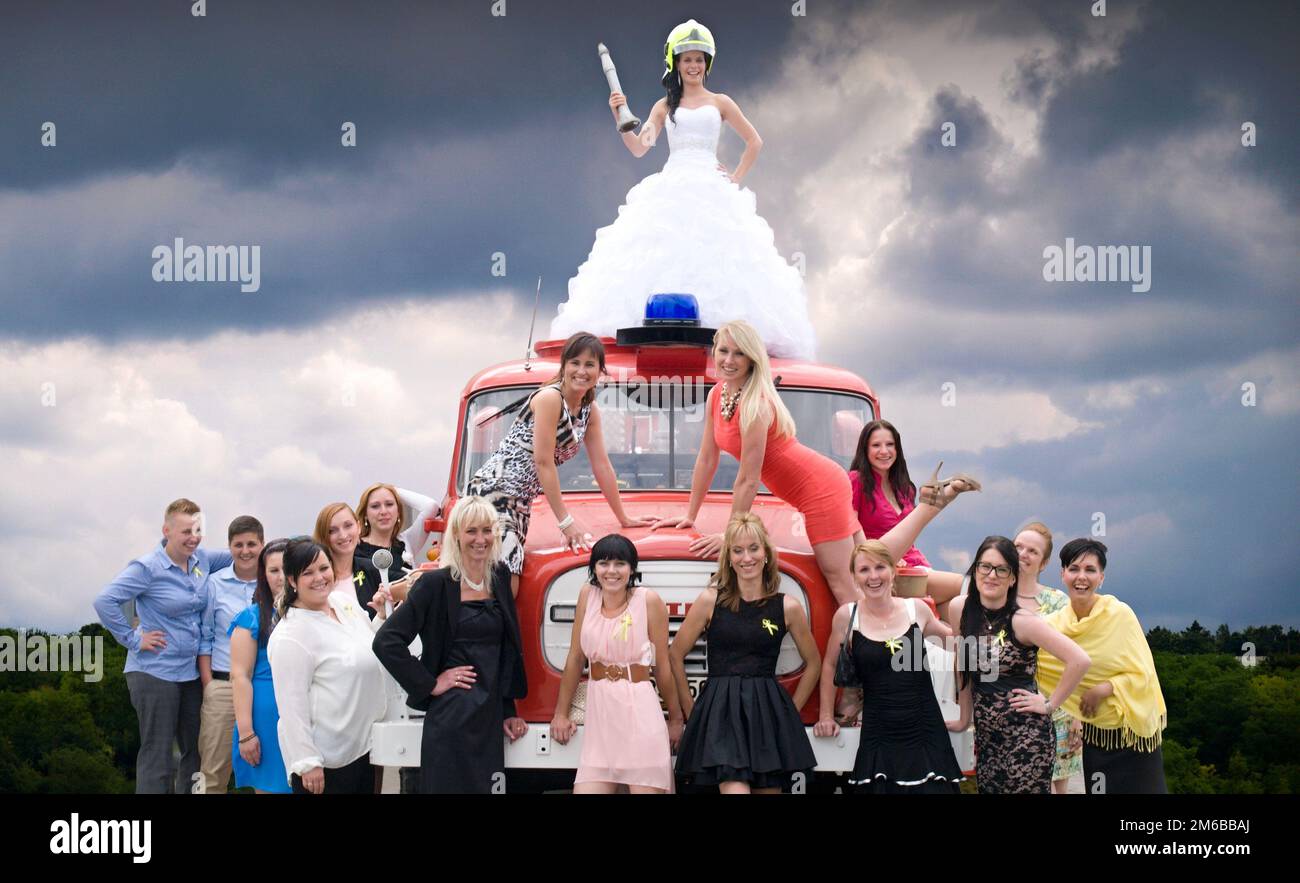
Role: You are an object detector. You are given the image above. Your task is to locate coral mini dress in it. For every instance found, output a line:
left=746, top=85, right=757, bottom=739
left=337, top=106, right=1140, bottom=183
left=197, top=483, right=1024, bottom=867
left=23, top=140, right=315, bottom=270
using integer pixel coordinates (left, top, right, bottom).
left=711, top=389, right=858, bottom=545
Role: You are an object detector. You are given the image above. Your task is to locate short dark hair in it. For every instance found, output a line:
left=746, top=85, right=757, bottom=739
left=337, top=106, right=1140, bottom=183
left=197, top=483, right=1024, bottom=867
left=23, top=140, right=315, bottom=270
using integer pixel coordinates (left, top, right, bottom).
left=586, top=534, right=641, bottom=589
left=1059, top=537, right=1108, bottom=571
left=228, top=515, right=265, bottom=542
left=278, top=539, right=330, bottom=618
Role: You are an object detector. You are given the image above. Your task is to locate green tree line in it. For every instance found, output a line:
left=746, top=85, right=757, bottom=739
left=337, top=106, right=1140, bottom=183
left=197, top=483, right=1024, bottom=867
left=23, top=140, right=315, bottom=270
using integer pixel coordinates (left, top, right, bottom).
left=1, top=622, right=1296, bottom=793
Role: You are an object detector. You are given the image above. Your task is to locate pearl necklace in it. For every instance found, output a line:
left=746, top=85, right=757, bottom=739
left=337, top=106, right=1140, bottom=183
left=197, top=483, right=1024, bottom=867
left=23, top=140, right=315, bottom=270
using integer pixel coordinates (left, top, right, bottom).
left=462, top=570, right=487, bottom=593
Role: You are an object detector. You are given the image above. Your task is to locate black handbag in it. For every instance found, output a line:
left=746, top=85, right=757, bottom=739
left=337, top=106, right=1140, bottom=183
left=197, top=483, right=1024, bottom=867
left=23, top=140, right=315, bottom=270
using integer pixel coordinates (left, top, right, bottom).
left=833, top=603, right=861, bottom=688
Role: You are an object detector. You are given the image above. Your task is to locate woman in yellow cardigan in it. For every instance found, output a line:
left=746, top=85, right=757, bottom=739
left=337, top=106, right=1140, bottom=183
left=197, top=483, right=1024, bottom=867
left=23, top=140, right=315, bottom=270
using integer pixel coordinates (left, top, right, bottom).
left=1037, top=538, right=1167, bottom=794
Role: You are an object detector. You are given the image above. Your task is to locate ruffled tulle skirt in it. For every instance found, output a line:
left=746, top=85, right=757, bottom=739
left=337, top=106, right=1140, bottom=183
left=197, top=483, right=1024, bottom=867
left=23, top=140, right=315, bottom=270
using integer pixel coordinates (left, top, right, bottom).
left=675, top=675, right=816, bottom=788
left=550, top=148, right=817, bottom=360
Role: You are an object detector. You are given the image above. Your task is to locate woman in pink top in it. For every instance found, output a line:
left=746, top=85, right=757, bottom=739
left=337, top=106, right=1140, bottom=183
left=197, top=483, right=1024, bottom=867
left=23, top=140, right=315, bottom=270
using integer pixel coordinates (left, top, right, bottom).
left=550, top=535, right=681, bottom=793
left=849, top=421, right=967, bottom=609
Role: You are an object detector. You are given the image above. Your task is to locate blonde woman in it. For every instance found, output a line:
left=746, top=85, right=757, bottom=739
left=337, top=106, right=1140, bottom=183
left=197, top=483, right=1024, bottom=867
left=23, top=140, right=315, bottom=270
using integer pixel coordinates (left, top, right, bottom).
left=372, top=496, right=528, bottom=794
left=814, top=541, right=962, bottom=794
left=652, top=320, right=980, bottom=605
left=1013, top=522, right=1083, bottom=794
left=671, top=513, right=819, bottom=793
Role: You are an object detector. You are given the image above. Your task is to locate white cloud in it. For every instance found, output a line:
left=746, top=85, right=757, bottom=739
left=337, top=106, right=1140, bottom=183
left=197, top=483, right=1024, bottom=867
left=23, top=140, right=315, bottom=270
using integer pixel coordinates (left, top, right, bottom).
left=875, top=380, right=1097, bottom=454
left=0, top=294, right=523, bottom=630
left=1206, top=347, right=1300, bottom=415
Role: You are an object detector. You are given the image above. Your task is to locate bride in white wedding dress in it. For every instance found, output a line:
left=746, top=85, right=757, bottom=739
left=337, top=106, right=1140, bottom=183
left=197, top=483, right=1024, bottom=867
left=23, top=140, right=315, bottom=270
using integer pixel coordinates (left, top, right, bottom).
left=549, top=20, right=817, bottom=360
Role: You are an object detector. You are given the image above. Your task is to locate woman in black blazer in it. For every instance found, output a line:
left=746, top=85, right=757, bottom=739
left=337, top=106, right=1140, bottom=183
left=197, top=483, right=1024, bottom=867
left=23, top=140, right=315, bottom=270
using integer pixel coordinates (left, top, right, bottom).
left=373, top=496, right=528, bottom=793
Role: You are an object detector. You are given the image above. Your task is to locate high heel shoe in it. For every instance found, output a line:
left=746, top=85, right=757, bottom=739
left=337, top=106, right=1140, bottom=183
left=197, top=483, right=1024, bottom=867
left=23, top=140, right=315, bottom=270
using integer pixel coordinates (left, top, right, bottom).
left=918, top=461, right=983, bottom=510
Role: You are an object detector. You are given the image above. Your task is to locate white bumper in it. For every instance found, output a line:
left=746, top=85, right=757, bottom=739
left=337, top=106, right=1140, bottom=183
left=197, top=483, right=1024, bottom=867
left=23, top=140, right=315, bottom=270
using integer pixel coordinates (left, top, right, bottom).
left=370, top=719, right=975, bottom=774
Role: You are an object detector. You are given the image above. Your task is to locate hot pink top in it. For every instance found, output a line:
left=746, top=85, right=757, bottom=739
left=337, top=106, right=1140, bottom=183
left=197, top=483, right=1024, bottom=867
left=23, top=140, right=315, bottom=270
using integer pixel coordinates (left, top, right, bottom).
left=849, top=470, right=931, bottom=568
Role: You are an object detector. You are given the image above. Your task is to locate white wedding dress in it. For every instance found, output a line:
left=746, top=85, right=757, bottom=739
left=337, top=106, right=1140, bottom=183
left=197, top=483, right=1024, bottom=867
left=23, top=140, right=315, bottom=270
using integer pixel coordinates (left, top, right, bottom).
left=549, top=104, right=817, bottom=360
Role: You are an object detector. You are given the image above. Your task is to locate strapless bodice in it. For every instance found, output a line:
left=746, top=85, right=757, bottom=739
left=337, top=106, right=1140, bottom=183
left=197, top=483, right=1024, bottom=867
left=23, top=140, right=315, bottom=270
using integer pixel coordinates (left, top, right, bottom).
left=666, top=103, right=721, bottom=156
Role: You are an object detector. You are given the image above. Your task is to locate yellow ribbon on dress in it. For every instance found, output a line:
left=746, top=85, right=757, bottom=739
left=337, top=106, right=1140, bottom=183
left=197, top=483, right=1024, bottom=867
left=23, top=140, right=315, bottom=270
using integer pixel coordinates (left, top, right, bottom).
left=191, top=566, right=204, bottom=578
left=353, top=570, right=365, bottom=587
left=884, top=637, right=904, bottom=655
left=761, top=618, right=778, bottom=636
left=613, top=613, right=632, bottom=641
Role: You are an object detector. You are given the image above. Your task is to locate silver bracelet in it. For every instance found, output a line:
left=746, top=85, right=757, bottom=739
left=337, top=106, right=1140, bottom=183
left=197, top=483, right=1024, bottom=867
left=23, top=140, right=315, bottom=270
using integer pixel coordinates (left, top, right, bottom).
left=557, top=514, right=574, bottom=531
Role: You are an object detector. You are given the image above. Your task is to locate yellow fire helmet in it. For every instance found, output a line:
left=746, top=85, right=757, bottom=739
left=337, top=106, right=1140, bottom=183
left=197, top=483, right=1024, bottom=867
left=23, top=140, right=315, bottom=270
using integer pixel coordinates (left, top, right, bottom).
left=661, top=19, right=715, bottom=86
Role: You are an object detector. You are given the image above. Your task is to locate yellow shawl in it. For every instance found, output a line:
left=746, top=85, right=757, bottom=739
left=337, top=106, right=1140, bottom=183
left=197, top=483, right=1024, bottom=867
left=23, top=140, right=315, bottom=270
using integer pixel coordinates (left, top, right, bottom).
left=1037, top=593, right=1167, bottom=752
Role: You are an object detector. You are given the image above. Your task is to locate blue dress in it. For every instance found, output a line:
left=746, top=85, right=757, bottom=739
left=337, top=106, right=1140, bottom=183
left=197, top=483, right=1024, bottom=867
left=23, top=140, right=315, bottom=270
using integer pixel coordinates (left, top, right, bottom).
left=228, top=604, right=291, bottom=793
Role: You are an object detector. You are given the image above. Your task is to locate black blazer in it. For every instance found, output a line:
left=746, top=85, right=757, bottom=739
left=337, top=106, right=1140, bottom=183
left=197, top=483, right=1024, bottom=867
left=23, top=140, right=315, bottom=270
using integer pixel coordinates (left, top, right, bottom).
left=372, top=563, right=527, bottom=718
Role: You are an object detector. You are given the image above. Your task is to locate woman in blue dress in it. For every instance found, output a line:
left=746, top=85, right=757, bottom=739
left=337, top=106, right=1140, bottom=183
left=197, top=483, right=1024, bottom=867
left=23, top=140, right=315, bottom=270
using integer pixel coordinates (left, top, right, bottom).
left=228, top=538, right=291, bottom=793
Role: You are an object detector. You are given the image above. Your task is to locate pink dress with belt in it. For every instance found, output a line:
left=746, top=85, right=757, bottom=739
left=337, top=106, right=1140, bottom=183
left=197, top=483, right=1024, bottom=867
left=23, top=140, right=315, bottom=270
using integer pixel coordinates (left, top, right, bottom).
left=573, top=587, right=674, bottom=791
left=849, top=470, right=931, bottom=568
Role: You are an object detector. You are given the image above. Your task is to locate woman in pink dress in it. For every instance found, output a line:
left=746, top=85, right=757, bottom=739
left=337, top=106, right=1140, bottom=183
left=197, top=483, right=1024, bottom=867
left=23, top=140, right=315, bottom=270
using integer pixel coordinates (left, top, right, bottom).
left=550, top=535, right=681, bottom=793
left=849, top=420, right=970, bottom=612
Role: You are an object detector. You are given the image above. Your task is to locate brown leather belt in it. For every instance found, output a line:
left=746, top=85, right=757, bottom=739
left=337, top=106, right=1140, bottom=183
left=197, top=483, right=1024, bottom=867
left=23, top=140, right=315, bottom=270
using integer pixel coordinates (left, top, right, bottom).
left=590, top=662, right=652, bottom=683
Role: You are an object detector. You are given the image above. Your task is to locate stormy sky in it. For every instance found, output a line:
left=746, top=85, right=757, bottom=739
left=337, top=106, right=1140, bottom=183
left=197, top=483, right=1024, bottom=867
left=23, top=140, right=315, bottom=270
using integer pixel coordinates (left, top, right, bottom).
left=1, top=0, right=1296, bottom=632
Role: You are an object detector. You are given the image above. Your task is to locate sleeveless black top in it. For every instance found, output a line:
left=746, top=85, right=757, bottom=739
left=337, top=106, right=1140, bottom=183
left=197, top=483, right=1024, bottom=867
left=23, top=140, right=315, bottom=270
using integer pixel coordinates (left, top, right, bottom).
left=706, top=594, right=786, bottom=678
left=972, top=612, right=1039, bottom=696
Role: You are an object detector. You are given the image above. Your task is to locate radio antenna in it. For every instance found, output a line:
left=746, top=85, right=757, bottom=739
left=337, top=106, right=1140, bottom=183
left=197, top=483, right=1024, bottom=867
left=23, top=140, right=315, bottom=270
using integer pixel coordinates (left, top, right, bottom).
left=524, top=276, right=541, bottom=372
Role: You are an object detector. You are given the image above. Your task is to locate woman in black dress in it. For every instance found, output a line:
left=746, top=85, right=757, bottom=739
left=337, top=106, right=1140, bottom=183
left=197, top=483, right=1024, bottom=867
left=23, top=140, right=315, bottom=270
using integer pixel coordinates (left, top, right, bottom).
left=815, top=540, right=962, bottom=793
left=671, top=513, right=820, bottom=793
left=945, top=536, right=1090, bottom=794
left=372, top=495, right=528, bottom=793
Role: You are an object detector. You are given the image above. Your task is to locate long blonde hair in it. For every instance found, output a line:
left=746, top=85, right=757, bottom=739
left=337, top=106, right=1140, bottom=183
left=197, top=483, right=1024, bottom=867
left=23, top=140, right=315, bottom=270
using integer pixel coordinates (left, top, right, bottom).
left=709, top=513, right=782, bottom=612
left=715, top=320, right=796, bottom=439
left=441, top=496, right=503, bottom=588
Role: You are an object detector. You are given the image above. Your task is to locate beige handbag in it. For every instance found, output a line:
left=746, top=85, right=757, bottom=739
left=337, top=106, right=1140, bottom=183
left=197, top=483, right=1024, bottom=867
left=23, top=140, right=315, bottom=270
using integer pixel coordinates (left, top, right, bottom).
left=568, top=680, right=588, bottom=725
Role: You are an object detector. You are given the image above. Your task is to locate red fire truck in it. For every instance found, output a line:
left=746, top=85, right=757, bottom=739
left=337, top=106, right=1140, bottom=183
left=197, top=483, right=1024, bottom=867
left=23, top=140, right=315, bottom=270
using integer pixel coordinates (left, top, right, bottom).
left=371, top=313, right=974, bottom=791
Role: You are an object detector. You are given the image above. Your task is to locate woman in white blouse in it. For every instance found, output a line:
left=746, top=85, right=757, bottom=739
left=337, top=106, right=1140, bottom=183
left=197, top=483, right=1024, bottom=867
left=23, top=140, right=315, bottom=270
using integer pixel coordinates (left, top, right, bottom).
left=268, top=539, right=387, bottom=794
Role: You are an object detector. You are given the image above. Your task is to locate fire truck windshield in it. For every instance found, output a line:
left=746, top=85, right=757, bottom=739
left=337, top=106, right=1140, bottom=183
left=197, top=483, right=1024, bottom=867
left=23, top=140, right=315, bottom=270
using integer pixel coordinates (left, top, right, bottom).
left=458, top=383, right=874, bottom=493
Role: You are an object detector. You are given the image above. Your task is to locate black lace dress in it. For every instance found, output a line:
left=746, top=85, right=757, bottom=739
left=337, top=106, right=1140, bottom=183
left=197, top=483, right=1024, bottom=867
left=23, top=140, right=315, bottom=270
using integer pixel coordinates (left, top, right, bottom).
left=849, top=600, right=963, bottom=793
left=675, top=594, right=816, bottom=788
left=971, top=615, right=1054, bottom=794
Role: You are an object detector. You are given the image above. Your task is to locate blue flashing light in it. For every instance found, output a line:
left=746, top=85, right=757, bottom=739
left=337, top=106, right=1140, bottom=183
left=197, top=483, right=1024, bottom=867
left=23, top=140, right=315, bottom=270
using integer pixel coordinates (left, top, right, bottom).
left=644, top=293, right=701, bottom=326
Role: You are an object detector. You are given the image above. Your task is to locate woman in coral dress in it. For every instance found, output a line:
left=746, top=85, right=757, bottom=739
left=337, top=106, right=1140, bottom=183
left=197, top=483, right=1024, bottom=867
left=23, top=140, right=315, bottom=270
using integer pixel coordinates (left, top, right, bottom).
left=550, top=534, right=681, bottom=793
left=652, top=320, right=981, bottom=607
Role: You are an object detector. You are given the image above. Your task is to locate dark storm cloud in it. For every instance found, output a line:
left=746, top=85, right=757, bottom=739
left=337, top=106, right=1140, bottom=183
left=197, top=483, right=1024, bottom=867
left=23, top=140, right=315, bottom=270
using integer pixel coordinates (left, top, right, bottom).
left=0, top=0, right=800, bottom=340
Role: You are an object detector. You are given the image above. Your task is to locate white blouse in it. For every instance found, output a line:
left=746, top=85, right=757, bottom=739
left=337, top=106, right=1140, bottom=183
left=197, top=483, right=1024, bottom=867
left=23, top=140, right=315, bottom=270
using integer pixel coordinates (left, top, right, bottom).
left=268, top=593, right=387, bottom=778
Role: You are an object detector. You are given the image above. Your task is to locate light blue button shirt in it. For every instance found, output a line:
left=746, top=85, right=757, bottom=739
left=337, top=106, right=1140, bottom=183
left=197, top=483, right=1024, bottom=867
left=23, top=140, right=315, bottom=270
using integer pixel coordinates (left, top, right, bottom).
left=94, top=539, right=234, bottom=682
left=199, top=565, right=257, bottom=673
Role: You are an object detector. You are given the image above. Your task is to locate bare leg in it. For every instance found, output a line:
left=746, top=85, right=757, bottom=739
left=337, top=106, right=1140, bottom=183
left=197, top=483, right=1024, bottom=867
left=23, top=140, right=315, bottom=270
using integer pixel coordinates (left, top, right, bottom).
left=1052, top=778, right=1070, bottom=795
left=927, top=571, right=965, bottom=604
left=874, top=477, right=977, bottom=563
left=874, top=504, right=942, bottom=564
left=573, top=781, right=619, bottom=794
left=718, top=781, right=752, bottom=794
left=627, top=784, right=668, bottom=794
left=812, top=537, right=862, bottom=606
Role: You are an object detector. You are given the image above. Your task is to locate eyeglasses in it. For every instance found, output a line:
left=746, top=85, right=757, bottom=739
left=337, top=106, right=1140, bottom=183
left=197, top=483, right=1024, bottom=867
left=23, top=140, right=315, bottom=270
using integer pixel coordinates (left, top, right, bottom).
left=975, top=562, right=1012, bottom=579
